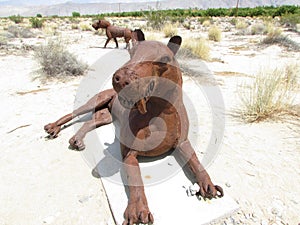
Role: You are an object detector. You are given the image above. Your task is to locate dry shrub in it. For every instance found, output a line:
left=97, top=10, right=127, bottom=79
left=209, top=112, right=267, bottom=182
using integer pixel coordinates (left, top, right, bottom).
left=202, top=20, right=211, bottom=27
left=163, top=23, right=178, bottom=38
left=181, top=38, right=210, bottom=60
left=34, top=40, right=88, bottom=79
left=208, top=25, right=221, bottom=42
left=42, top=24, right=59, bottom=36
left=71, top=24, right=79, bottom=29
left=262, top=33, right=300, bottom=51
left=79, top=22, right=93, bottom=31
left=266, top=26, right=282, bottom=38
left=182, top=21, right=191, bottom=30
left=257, top=21, right=300, bottom=50
left=251, top=23, right=266, bottom=35
left=7, top=25, right=35, bottom=38
left=145, top=32, right=161, bottom=41
left=235, top=19, right=249, bottom=30
left=0, top=32, right=7, bottom=45
left=239, top=64, right=299, bottom=122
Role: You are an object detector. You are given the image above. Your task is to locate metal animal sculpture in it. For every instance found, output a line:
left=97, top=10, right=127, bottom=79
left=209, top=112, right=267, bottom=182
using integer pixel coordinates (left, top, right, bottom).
left=44, top=30, right=223, bottom=225
left=92, top=19, right=132, bottom=49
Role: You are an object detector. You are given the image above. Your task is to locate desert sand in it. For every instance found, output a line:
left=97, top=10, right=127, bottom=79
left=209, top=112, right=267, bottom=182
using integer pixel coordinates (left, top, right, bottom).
left=0, top=16, right=299, bottom=225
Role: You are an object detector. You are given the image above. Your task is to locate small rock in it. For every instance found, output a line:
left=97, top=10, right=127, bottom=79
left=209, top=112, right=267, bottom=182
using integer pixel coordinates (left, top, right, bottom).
left=271, top=199, right=285, bottom=217
left=43, top=215, right=55, bottom=224
left=78, top=195, right=93, bottom=203
left=225, top=182, right=231, bottom=187
left=188, top=183, right=200, bottom=196
left=290, top=199, right=298, bottom=205
left=92, top=168, right=100, bottom=178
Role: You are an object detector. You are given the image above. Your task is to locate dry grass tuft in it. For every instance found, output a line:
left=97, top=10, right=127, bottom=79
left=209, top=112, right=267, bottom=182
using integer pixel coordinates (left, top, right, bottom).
left=235, top=20, right=249, bottom=30
left=181, top=38, right=210, bottom=61
left=208, top=25, right=221, bottom=42
left=162, top=23, right=178, bottom=37
left=239, top=63, right=299, bottom=122
left=79, top=22, right=93, bottom=31
left=145, top=32, right=162, bottom=41
left=202, top=20, right=211, bottom=27
left=251, top=23, right=267, bottom=35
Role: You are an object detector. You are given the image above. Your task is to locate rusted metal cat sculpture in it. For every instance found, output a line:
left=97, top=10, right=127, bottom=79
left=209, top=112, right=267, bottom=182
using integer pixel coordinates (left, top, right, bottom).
left=44, top=30, right=223, bottom=225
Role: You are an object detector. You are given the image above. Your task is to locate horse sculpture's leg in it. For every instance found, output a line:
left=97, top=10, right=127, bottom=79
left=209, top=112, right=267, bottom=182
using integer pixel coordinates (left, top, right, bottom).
left=69, top=108, right=113, bottom=150
left=44, top=89, right=116, bottom=139
left=125, top=37, right=131, bottom=50
left=104, top=38, right=111, bottom=48
left=44, top=113, right=73, bottom=138
left=113, top=37, right=119, bottom=48
left=121, top=149, right=154, bottom=225
left=177, top=140, right=224, bottom=198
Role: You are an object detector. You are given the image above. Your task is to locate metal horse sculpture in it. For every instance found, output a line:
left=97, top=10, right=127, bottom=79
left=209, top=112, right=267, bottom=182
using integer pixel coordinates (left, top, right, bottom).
left=44, top=30, right=223, bottom=225
left=92, top=19, right=132, bottom=49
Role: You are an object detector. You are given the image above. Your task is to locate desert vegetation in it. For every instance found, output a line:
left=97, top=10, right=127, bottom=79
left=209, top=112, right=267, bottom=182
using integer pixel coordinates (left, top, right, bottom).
left=162, top=22, right=178, bottom=37
left=208, top=25, right=222, bottom=42
left=34, top=40, right=88, bottom=79
left=239, top=63, right=299, bottom=122
left=29, top=17, right=44, bottom=28
left=8, top=14, right=23, bottom=24
left=181, top=38, right=210, bottom=60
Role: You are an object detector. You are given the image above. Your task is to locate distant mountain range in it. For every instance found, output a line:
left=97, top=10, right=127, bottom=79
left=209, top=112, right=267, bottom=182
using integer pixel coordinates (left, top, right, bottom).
left=0, top=0, right=299, bottom=17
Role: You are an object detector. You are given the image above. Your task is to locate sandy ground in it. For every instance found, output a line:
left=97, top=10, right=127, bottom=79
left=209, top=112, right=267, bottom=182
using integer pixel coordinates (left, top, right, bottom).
left=0, top=17, right=300, bottom=225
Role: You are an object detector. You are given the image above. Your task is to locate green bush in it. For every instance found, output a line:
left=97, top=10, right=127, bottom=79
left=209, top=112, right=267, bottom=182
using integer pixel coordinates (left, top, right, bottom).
left=281, top=14, right=300, bottom=28
left=92, top=15, right=105, bottom=21
left=36, top=14, right=42, bottom=18
left=143, top=9, right=167, bottom=30
left=9, top=14, right=23, bottom=24
left=30, top=17, right=44, bottom=28
left=91, top=6, right=300, bottom=19
left=72, top=11, right=81, bottom=17
left=204, top=8, right=228, bottom=17
left=273, top=5, right=298, bottom=17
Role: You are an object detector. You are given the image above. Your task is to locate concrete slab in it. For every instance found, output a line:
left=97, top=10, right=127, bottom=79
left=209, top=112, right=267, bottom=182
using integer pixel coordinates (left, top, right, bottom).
left=84, top=124, right=239, bottom=225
